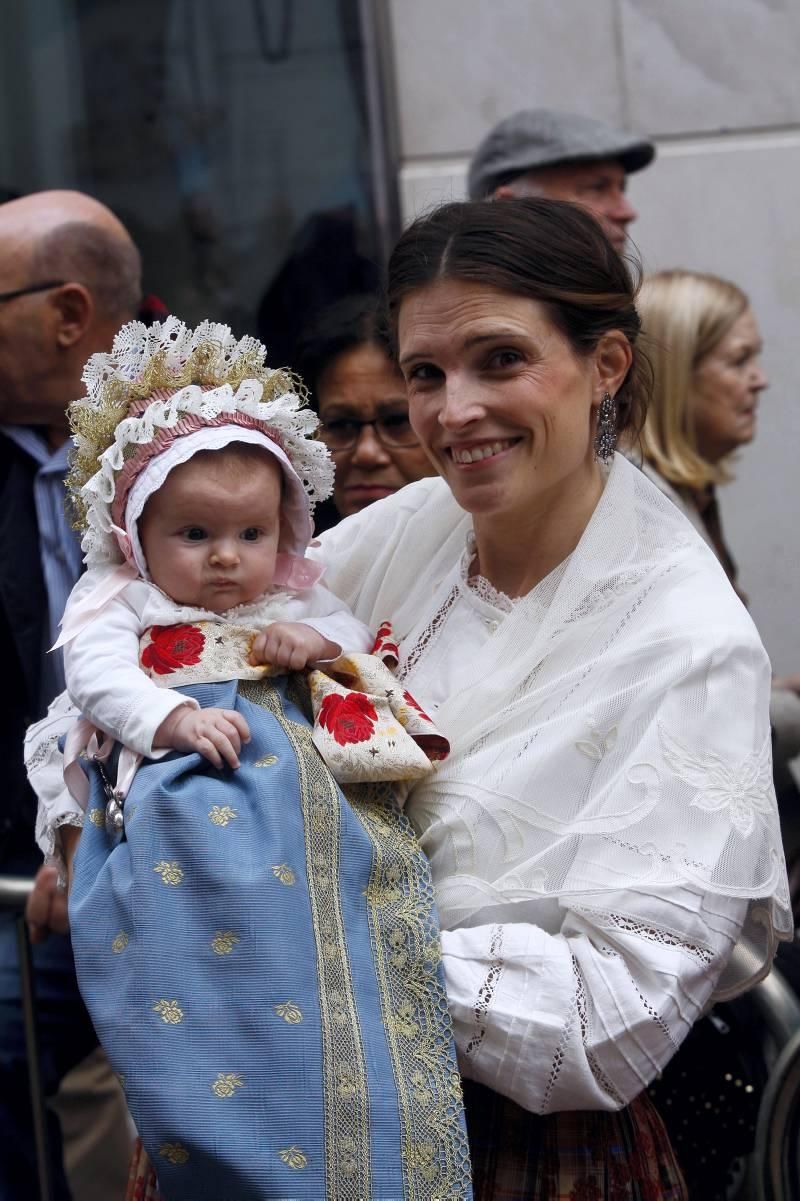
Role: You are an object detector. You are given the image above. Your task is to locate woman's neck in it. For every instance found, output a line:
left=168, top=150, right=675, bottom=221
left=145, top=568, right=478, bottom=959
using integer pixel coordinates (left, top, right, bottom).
left=471, top=466, right=605, bottom=598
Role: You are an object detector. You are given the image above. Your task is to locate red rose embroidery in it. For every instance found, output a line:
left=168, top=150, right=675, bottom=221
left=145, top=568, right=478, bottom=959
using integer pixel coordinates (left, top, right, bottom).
left=370, top=620, right=398, bottom=659
left=318, top=692, right=377, bottom=745
left=141, top=624, right=206, bottom=675
left=402, top=689, right=432, bottom=723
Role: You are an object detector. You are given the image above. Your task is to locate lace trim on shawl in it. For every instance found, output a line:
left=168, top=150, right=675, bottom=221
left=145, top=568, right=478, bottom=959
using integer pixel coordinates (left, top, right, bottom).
left=459, top=539, right=517, bottom=614
left=398, top=585, right=460, bottom=683
left=463, top=925, right=504, bottom=1059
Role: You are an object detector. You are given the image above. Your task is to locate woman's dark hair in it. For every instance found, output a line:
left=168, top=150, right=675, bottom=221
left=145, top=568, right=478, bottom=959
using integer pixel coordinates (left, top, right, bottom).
left=386, top=198, right=651, bottom=436
left=295, top=293, right=393, bottom=408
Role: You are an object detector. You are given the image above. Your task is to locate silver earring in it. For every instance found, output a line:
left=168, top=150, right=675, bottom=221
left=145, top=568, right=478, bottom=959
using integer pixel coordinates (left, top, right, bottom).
left=594, top=391, right=617, bottom=464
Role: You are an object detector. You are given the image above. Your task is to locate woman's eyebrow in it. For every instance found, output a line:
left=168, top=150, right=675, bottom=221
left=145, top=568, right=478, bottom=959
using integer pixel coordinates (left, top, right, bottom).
left=399, top=328, right=523, bottom=369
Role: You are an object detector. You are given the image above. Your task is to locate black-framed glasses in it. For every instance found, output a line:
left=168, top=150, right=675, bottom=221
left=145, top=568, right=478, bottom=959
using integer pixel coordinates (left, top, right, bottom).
left=318, top=413, right=420, bottom=451
left=0, top=280, right=66, bottom=304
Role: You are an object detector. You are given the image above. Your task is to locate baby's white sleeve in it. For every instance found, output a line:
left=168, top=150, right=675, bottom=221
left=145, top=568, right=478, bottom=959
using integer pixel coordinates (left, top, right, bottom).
left=62, top=580, right=198, bottom=757
left=26, top=690, right=84, bottom=864
left=283, top=583, right=373, bottom=654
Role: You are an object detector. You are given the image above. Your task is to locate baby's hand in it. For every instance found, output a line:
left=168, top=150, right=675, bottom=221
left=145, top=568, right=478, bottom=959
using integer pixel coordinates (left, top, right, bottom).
left=249, top=622, right=341, bottom=672
left=155, top=705, right=250, bottom=770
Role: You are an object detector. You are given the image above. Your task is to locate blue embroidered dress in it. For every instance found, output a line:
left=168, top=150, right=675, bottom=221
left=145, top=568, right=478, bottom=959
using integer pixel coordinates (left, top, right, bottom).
left=69, top=644, right=471, bottom=1200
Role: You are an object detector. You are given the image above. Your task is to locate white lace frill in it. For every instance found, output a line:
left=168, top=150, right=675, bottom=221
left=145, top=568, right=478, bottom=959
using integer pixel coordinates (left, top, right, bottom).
left=71, top=318, right=333, bottom=566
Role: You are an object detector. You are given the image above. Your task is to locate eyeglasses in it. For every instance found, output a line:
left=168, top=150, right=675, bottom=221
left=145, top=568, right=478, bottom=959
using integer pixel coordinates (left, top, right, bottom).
left=318, top=413, right=420, bottom=451
left=0, top=280, right=66, bottom=304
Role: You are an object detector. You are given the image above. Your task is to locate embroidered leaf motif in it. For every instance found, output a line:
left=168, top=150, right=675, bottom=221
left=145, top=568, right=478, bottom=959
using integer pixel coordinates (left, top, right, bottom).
left=272, top=863, right=295, bottom=885
left=211, top=931, right=240, bottom=955
left=208, top=804, right=237, bottom=826
left=255, top=753, right=278, bottom=767
left=576, top=722, right=618, bottom=761
left=159, top=1142, right=189, bottom=1165
left=274, top=1001, right=303, bottom=1024
left=153, top=999, right=184, bottom=1024
left=88, top=808, right=105, bottom=826
left=406, top=1141, right=439, bottom=1182
left=154, top=860, right=184, bottom=885
left=111, top=931, right=129, bottom=954
left=659, top=722, right=773, bottom=838
left=211, top=1072, right=244, bottom=1098
left=278, top=1146, right=308, bottom=1169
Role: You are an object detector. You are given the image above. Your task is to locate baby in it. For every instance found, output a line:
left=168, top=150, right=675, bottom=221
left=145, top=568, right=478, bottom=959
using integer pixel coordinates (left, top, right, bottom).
left=62, top=436, right=371, bottom=783
left=37, top=318, right=470, bottom=1201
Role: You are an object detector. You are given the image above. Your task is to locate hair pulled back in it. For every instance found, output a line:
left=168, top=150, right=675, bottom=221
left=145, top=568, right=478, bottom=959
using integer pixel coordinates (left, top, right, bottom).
left=387, top=198, right=650, bottom=436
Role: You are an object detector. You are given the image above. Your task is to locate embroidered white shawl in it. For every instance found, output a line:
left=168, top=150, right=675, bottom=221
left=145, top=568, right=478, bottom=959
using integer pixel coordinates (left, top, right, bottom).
left=311, top=453, right=791, bottom=1001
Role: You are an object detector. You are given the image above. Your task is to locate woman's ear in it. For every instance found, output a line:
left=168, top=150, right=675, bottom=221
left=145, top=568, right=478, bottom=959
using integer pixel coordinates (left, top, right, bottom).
left=592, top=331, right=633, bottom=404
left=50, top=283, right=94, bottom=349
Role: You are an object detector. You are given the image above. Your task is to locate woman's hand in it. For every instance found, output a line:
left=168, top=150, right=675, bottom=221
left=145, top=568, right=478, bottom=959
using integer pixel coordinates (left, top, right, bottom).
left=154, top=704, right=250, bottom=769
left=25, top=863, right=70, bottom=943
left=249, top=622, right=341, bottom=671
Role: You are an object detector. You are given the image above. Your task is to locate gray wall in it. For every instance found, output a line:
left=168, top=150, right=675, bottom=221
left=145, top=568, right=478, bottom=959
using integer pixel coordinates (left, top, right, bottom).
left=387, top=0, right=800, bottom=671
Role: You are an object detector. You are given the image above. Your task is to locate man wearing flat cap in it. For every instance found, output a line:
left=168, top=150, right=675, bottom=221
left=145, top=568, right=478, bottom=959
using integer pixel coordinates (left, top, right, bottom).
left=468, top=108, right=655, bottom=252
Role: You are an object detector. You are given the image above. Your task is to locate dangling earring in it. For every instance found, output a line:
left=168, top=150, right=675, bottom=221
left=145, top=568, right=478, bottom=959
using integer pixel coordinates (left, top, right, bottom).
left=594, top=391, right=617, bottom=464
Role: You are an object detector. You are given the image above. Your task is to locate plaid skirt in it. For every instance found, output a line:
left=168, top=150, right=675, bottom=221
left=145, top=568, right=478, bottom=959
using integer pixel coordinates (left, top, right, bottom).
left=464, top=1079, right=688, bottom=1201
left=127, top=1085, right=686, bottom=1201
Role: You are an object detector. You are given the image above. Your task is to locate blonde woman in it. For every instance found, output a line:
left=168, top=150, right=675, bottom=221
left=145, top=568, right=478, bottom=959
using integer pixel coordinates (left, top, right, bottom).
left=637, top=269, right=800, bottom=812
left=636, top=269, right=767, bottom=593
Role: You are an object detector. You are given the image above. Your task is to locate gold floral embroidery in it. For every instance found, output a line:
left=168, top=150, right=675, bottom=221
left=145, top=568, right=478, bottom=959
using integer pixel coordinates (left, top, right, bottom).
left=154, top=860, right=184, bottom=885
left=242, top=678, right=370, bottom=1200
left=159, top=1142, right=189, bottom=1165
left=211, top=931, right=240, bottom=955
left=208, top=804, right=237, bottom=826
left=272, top=863, right=295, bottom=885
left=274, top=1001, right=303, bottom=1024
left=406, top=1141, right=438, bottom=1182
left=255, top=753, right=278, bottom=767
left=88, top=808, right=104, bottom=827
left=111, top=931, right=129, bottom=954
left=211, top=1072, right=244, bottom=1098
left=278, top=1146, right=307, bottom=1169
left=350, top=780, right=472, bottom=1201
left=153, top=999, right=184, bottom=1024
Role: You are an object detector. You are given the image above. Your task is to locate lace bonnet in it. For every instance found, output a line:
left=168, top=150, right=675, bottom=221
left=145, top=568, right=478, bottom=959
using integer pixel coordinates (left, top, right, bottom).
left=66, top=317, right=333, bottom=573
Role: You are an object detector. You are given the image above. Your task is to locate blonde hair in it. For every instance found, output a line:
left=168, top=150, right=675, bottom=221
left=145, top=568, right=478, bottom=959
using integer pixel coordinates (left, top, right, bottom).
left=637, top=269, right=748, bottom=489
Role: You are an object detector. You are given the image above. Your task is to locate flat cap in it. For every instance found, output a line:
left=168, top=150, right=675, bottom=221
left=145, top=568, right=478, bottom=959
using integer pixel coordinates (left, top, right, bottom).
left=467, top=108, right=655, bottom=200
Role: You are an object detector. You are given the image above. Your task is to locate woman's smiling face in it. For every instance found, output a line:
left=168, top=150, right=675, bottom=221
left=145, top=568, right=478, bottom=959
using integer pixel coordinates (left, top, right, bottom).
left=397, top=278, right=605, bottom=524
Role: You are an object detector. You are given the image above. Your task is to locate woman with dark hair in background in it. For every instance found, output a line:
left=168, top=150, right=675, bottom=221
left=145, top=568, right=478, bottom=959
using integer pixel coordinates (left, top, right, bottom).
left=310, top=200, right=789, bottom=1198
left=296, top=294, right=435, bottom=526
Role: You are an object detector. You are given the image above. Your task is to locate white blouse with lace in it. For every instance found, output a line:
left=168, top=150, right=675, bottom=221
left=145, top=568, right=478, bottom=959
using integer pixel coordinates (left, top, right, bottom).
left=308, top=455, right=790, bottom=1116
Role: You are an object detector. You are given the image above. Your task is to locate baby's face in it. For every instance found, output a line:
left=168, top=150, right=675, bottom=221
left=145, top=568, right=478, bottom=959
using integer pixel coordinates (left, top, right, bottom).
left=139, top=451, right=283, bottom=613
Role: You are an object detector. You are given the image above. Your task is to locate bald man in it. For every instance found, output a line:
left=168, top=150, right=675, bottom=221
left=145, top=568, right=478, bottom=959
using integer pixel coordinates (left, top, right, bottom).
left=0, top=191, right=140, bottom=1200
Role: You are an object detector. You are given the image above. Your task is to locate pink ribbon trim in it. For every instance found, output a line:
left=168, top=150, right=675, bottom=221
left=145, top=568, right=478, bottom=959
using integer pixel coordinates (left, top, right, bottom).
left=52, top=563, right=138, bottom=650
left=273, top=553, right=325, bottom=591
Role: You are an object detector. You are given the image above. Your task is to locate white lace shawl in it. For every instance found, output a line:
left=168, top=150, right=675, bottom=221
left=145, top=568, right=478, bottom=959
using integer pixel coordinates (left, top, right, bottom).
left=310, top=454, right=791, bottom=1003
